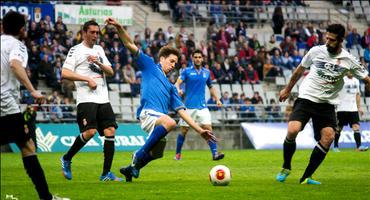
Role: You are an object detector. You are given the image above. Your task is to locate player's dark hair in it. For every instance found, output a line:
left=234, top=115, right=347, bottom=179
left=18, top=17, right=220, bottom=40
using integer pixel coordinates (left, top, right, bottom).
left=2, top=11, right=26, bottom=36
left=192, top=49, right=203, bottom=57
left=83, top=20, right=99, bottom=32
left=326, top=24, right=345, bottom=42
left=158, top=46, right=180, bottom=59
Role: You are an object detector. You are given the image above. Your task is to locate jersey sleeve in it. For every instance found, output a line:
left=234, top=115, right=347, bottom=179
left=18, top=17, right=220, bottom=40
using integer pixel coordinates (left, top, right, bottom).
left=300, top=47, right=315, bottom=69
left=135, top=50, right=155, bottom=71
left=9, top=43, right=28, bottom=68
left=98, top=46, right=111, bottom=66
left=63, top=47, right=77, bottom=71
left=349, top=55, right=368, bottom=80
left=170, top=85, right=185, bottom=111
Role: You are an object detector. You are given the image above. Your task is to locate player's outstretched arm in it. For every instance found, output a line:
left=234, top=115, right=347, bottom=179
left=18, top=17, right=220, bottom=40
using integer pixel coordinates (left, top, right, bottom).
left=178, top=109, right=217, bottom=142
left=10, top=59, right=43, bottom=99
left=105, top=17, right=138, bottom=55
left=279, top=64, right=305, bottom=102
left=62, top=68, right=97, bottom=90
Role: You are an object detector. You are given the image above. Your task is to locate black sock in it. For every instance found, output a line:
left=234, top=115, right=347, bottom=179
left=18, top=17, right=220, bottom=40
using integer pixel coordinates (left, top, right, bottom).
left=300, top=142, right=328, bottom=183
left=23, top=155, right=52, bottom=200
left=64, top=134, right=88, bottom=161
left=334, top=133, right=340, bottom=148
left=102, top=136, right=115, bottom=176
left=282, top=137, right=296, bottom=170
left=354, top=131, right=361, bottom=148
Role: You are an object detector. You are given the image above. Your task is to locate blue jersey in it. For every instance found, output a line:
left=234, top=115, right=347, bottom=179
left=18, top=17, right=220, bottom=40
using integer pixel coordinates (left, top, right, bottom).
left=135, top=51, right=185, bottom=118
left=180, top=65, right=213, bottom=109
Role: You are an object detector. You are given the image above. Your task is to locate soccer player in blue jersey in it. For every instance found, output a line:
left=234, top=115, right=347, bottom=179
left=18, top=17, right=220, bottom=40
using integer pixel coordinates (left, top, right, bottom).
left=105, top=18, right=217, bottom=182
left=174, top=49, right=224, bottom=161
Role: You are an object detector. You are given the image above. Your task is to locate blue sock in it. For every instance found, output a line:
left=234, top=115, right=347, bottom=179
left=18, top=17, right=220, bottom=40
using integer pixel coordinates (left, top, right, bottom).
left=176, top=134, right=185, bottom=154
left=135, top=125, right=167, bottom=161
left=208, top=140, right=217, bottom=156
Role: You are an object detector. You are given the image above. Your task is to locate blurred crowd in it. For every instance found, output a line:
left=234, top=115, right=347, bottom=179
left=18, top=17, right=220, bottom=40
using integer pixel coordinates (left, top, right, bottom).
left=1, top=0, right=370, bottom=122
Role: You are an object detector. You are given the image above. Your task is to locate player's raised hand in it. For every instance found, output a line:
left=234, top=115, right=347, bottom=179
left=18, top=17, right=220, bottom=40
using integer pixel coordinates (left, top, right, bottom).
left=199, top=130, right=217, bottom=143
left=105, top=17, right=120, bottom=27
left=87, top=78, right=97, bottom=90
left=87, top=55, right=100, bottom=65
left=279, top=88, right=290, bottom=102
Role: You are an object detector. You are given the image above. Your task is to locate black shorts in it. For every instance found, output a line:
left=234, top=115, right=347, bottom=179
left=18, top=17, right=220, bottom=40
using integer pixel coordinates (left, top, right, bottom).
left=0, top=113, right=31, bottom=145
left=77, top=103, right=118, bottom=136
left=289, top=98, right=336, bottom=141
left=337, top=111, right=359, bottom=127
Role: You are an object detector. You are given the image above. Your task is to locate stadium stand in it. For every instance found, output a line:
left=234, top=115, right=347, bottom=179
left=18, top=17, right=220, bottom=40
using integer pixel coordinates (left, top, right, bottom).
left=4, top=0, right=369, bottom=123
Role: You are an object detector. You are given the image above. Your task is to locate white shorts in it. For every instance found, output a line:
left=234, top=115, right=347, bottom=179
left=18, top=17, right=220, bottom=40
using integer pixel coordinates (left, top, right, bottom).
left=178, top=108, right=212, bottom=127
left=139, top=109, right=165, bottom=134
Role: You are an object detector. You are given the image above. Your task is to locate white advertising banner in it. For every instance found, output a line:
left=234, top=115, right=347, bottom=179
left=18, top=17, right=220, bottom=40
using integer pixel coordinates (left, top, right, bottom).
left=241, top=122, right=370, bottom=150
left=55, top=4, right=133, bottom=25
left=242, top=122, right=317, bottom=150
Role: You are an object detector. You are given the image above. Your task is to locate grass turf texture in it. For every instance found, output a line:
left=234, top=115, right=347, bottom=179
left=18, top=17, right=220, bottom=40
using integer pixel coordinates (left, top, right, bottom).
left=1, top=150, right=369, bottom=200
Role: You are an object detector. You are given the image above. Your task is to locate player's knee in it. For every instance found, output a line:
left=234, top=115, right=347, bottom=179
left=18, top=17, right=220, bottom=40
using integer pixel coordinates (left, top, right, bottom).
left=19, top=139, right=36, bottom=157
left=104, top=127, right=116, bottom=137
left=84, top=129, right=97, bottom=139
left=163, top=118, right=176, bottom=131
left=320, top=128, right=335, bottom=144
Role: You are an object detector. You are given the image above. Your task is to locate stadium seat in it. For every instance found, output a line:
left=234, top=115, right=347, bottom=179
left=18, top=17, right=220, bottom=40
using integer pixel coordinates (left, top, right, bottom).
left=220, top=84, right=232, bottom=94
left=120, top=83, right=131, bottom=93
left=252, top=84, right=264, bottom=97
left=109, top=83, right=119, bottom=91
left=275, top=76, right=286, bottom=87
left=231, top=84, right=243, bottom=94
left=243, top=84, right=254, bottom=98
left=265, top=91, right=278, bottom=104
left=159, top=2, right=170, bottom=12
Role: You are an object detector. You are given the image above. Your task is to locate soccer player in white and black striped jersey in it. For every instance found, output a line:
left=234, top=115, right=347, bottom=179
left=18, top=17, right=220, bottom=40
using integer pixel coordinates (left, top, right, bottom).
left=60, top=20, right=122, bottom=182
left=0, top=11, right=69, bottom=200
left=276, top=24, right=370, bottom=184
left=333, top=72, right=368, bottom=152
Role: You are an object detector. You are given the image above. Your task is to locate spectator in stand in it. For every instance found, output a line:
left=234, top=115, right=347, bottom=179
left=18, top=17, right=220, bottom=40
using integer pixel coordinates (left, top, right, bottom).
left=231, top=0, right=243, bottom=23
left=240, top=98, right=256, bottom=121
left=61, top=97, right=75, bottom=119
left=361, top=29, right=370, bottom=48
left=236, top=21, right=248, bottom=39
left=239, top=42, right=255, bottom=64
left=249, top=33, right=262, bottom=51
left=109, top=62, right=123, bottom=84
left=251, top=91, right=263, bottom=104
left=255, top=98, right=266, bottom=122
left=255, top=48, right=267, bottom=81
left=306, top=32, right=319, bottom=49
left=272, top=6, right=284, bottom=34
left=265, top=98, right=282, bottom=122
left=225, top=22, right=236, bottom=41
left=293, top=21, right=308, bottom=43
left=28, top=21, right=42, bottom=42
left=123, top=59, right=135, bottom=83
left=265, top=34, right=280, bottom=54
left=346, top=28, right=362, bottom=55
left=220, top=91, right=231, bottom=111
left=364, top=43, right=370, bottom=64
left=272, top=49, right=284, bottom=68
left=291, top=49, right=303, bottom=67
left=186, top=33, right=196, bottom=55
left=216, top=26, right=232, bottom=53
left=173, top=0, right=185, bottom=22
left=110, top=40, right=127, bottom=65
left=210, top=0, right=226, bottom=27
left=207, top=96, right=220, bottom=111
left=54, top=16, right=67, bottom=32
left=245, top=63, right=260, bottom=84
left=280, top=36, right=296, bottom=55
left=229, top=92, right=240, bottom=111
left=264, top=55, right=281, bottom=79
left=281, top=51, right=294, bottom=70
left=165, top=26, right=175, bottom=41
left=212, top=61, right=227, bottom=83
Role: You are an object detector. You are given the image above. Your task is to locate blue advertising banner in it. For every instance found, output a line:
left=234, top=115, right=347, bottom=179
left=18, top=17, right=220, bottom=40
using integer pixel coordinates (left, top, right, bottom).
left=241, top=122, right=370, bottom=150
left=1, top=2, right=54, bottom=22
left=10, top=123, right=147, bottom=152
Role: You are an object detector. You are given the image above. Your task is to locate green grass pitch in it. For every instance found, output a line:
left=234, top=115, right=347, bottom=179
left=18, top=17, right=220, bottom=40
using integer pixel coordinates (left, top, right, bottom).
left=1, top=149, right=369, bottom=200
